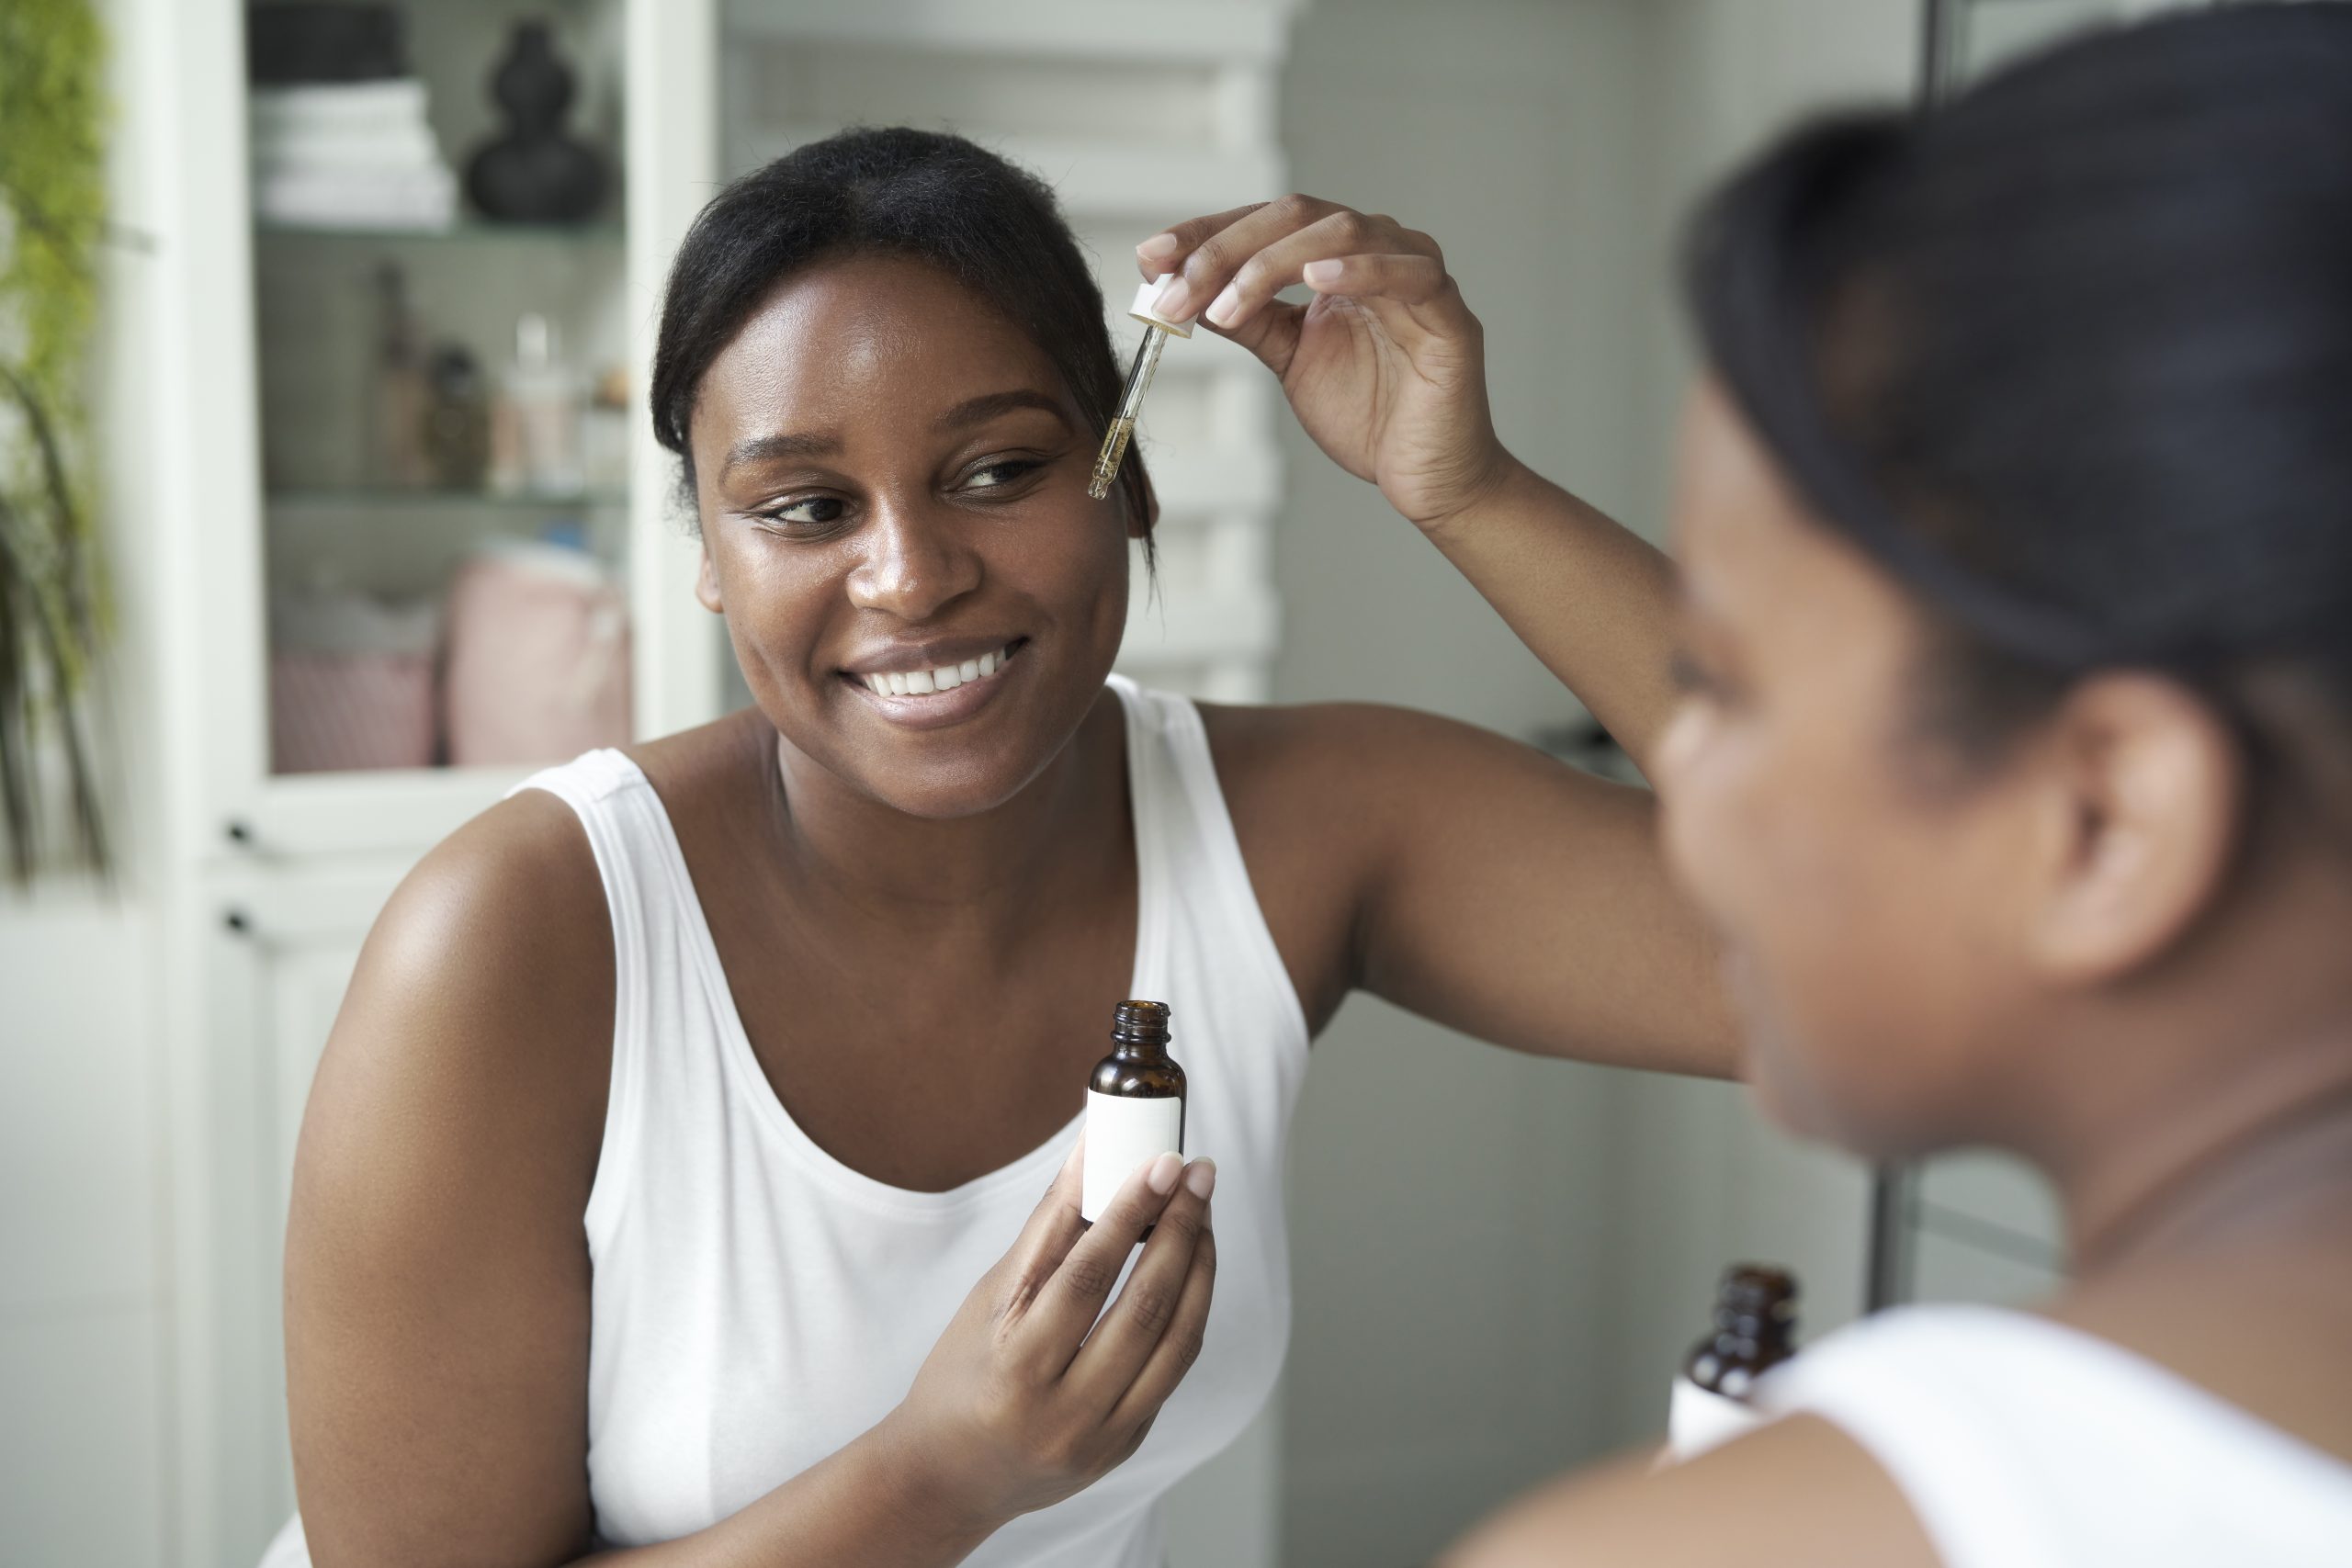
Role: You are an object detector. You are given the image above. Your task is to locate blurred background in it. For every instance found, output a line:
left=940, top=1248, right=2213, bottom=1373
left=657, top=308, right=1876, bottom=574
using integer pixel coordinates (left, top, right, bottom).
left=2, top=0, right=2246, bottom=1563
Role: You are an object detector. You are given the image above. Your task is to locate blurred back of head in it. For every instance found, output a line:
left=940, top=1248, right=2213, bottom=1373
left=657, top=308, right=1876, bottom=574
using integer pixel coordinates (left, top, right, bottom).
left=1688, top=4, right=2352, bottom=811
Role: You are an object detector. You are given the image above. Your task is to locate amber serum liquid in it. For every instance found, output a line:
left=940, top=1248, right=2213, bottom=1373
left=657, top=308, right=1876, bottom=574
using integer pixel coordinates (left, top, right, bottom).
left=1080, top=999, right=1188, bottom=1224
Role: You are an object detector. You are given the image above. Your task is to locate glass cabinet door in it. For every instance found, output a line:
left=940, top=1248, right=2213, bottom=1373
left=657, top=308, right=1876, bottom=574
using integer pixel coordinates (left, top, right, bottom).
left=246, top=0, right=634, bottom=776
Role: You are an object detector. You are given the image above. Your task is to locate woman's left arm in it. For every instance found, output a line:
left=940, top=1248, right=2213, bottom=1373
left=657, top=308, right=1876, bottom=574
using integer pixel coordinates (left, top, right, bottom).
left=1136, top=195, right=1682, bottom=770
left=1148, top=197, right=1733, bottom=1074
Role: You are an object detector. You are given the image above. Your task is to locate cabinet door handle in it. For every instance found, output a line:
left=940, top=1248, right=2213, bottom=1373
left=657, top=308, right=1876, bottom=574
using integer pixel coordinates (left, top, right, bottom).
left=223, top=908, right=253, bottom=936
left=225, top=819, right=254, bottom=849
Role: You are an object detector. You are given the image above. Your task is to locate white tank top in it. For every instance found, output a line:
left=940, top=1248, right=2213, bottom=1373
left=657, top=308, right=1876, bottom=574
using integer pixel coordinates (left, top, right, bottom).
left=258, top=676, right=1308, bottom=1568
left=1745, top=1304, right=2352, bottom=1565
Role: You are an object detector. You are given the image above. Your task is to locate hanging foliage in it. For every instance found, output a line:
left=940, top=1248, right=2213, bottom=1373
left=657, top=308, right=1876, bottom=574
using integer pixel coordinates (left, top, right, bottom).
left=0, top=0, right=113, bottom=886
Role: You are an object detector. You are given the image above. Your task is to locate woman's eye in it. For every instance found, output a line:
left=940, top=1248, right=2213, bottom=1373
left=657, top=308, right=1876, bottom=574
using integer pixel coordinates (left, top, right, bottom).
left=761, top=495, right=847, bottom=527
left=960, top=457, right=1044, bottom=493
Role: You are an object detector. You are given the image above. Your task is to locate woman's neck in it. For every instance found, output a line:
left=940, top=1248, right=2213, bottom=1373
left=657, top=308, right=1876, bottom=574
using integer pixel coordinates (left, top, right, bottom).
left=759, top=694, right=1130, bottom=937
left=2051, top=1021, right=2352, bottom=1277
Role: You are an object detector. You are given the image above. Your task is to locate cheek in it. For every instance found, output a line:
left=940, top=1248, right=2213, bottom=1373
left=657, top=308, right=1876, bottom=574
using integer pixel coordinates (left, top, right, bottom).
left=1657, top=706, right=1996, bottom=1151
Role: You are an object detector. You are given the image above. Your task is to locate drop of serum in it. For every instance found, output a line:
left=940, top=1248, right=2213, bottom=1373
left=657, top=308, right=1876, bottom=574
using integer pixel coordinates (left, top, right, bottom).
left=1080, top=999, right=1188, bottom=1224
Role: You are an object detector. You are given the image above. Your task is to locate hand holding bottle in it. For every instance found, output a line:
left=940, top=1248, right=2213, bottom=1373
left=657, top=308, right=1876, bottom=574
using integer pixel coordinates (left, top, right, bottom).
left=1134, top=196, right=1517, bottom=534
left=877, top=1135, right=1219, bottom=1534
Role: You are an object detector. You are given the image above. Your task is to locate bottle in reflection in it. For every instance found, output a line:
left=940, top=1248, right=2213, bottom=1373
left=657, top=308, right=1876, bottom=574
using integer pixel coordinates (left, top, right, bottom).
left=420, top=343, right=490, bottom=491
left=366, top=263, right=430, bottom=488
left=1666, top=1263, right=1799, bottom=1461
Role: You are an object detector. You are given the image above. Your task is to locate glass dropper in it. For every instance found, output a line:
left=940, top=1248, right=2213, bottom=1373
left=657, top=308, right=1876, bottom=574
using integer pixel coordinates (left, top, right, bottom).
left=1088, top=276, right=1194, bottom=502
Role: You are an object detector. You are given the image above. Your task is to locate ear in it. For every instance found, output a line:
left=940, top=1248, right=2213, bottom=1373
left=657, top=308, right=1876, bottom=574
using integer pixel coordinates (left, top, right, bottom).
left=2025, top=672, right=2245, bottom=983
left=694, top=544, right=723, bottom=615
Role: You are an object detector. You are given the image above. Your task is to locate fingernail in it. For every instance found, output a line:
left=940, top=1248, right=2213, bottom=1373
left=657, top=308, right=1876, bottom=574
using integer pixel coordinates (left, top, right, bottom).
left=1204, top=284, right=1243, bottom=328
left=1302, top=259, right=1343, bottom=287
left=1185, top=1158, right=1217, bottom=1200
left=1136, top=231, right=1179, bottom=260
left=1146, top=1151, right=1183, bottom=1195
left=1152, top=276, right=1192, bottom=321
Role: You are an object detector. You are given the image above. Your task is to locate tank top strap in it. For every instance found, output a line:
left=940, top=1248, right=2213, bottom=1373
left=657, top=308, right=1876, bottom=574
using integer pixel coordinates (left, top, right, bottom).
left=1106, top=675, right=1312, bottom=1064
left=501, top=747, right=685, bottom=1248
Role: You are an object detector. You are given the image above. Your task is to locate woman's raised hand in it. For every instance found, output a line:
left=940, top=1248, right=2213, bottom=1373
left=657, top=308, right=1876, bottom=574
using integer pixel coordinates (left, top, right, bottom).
left=1136, top=196, right=1515, bottom=531
left=880, top=1136, right=1218, bottom=1533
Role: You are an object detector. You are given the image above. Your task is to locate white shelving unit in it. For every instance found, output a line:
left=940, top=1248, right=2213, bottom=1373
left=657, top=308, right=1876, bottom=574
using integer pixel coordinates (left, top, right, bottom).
left=720, top=0, right=1303, bottom=705
left=123, top=3, right=725, bottom=1562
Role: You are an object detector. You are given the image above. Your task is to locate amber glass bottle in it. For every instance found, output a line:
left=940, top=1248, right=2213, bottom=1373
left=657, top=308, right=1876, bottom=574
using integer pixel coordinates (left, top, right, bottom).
left=1667, top=1264, right=1799, bottom=1459
left=1080, top=999, right=1188, bottom=1224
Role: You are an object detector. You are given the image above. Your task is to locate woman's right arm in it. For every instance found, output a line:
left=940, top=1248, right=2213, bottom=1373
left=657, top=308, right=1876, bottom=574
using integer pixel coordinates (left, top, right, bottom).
left=285, top=794, right=1216, bottom=1568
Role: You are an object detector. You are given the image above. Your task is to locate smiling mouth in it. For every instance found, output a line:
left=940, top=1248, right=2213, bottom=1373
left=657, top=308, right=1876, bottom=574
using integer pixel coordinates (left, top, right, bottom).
left=845, top=638, right=1026, bottom=698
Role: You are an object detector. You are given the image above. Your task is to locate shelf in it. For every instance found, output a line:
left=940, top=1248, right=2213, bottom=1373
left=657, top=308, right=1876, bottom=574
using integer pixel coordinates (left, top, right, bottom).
left=254, top=219, right=626, bottom=246
left=727, top=0, right=1300, bottom=63
left=266, top=487, right=629, bottom=512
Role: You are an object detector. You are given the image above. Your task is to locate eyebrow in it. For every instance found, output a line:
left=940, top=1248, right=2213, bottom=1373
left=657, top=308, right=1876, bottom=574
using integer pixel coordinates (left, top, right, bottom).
left=933, top=389, right=1070, bottom=434
left=718, top=389, right=1071, bottom=481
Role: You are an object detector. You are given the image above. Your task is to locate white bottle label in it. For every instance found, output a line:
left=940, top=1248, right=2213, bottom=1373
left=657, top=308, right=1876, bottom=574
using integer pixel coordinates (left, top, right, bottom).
left=1081, top=1089, right=1185, bottom=1223
left=1666, top=1373, right=1764, bottom=1461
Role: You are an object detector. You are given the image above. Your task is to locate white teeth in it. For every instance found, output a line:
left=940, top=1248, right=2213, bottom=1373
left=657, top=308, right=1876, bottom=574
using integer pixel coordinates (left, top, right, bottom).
left=862, top=642, right=1014, bottom=697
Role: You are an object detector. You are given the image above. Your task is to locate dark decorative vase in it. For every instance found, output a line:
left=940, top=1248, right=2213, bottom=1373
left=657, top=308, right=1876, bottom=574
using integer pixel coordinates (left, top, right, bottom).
left=464, top=21, right=607, bottom=224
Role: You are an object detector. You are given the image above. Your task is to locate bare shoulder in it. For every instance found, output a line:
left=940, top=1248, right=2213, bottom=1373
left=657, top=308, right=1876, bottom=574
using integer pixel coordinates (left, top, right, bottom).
left=1198, top=697, right=1611, bottom=803
left=1197, top=697, right=1630, bottom=878
left=1441, top=1417, right=1940, bottom=1568
left=1194, top=701, right=1611, bottom=1032
left=296, top=780, right=615, bottom=1219
left=284, top=785, right=616, bottom=1561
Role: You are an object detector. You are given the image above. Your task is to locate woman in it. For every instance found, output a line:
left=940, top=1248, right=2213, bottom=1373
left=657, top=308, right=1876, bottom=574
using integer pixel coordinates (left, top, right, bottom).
left=1446, top=8, right=2352, bottom=1564
left=268, top=130, right=1726, bottom=1565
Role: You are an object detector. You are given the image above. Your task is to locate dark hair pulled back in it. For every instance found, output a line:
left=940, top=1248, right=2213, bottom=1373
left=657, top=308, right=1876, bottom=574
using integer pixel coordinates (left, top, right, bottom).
left=1686, top=5, right=2352, bottom=777
left=649, top=127, right=1152, bottom=550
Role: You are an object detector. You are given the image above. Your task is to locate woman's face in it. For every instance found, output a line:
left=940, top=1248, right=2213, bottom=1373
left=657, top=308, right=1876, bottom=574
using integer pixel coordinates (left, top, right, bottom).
left=1652, top=382, right=2051, bottom=1157
left=688, top=254, right=1135, bottom=818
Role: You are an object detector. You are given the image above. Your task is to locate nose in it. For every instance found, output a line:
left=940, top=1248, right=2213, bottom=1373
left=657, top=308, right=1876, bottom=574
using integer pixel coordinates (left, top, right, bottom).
left=846, top=495, right=982, bottom=623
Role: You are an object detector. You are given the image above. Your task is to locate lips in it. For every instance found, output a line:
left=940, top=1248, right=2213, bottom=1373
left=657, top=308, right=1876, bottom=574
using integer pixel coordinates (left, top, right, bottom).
left=838, top=637, right=1029, bottom=730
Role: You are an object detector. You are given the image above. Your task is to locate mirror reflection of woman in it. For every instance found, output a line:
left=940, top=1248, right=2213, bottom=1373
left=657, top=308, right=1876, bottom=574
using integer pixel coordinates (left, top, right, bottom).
left=1449, top=9, right=2352, bottom=1564
left=267, top=130, right=1727, bottom=1565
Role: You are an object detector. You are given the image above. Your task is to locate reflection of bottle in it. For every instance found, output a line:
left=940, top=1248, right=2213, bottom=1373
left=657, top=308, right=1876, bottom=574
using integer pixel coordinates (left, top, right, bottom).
left=367, top=264, right=429, bottom=487
left=421, top=344, right=491, bottom=491
left=582, top=364, right=630, bottom=491
left=1081, top=1001, right=1188, bottom=1224
left=505, top=312, right=583, bottom=494
left=1667, top=1264, right=1799, bottom=1460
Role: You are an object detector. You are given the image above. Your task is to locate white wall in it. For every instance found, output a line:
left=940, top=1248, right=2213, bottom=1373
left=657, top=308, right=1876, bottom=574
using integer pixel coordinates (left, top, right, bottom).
left=1, top=0, right=184, bottom=1561
left=1269, top=3, right=1918, bottom=1562
left=1591, top=0, right=1921, bottom=1442
left=1272, top=5, right=1662, bottom=1564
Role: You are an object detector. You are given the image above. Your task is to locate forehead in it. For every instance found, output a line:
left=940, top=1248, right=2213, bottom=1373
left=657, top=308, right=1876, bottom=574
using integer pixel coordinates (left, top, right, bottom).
left=694, top=253, right=1072, bottom=438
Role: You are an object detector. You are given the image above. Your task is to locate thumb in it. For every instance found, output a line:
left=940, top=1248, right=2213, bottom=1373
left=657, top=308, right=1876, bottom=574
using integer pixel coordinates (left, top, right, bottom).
left=1196, top=297, right=1306, bottom=380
